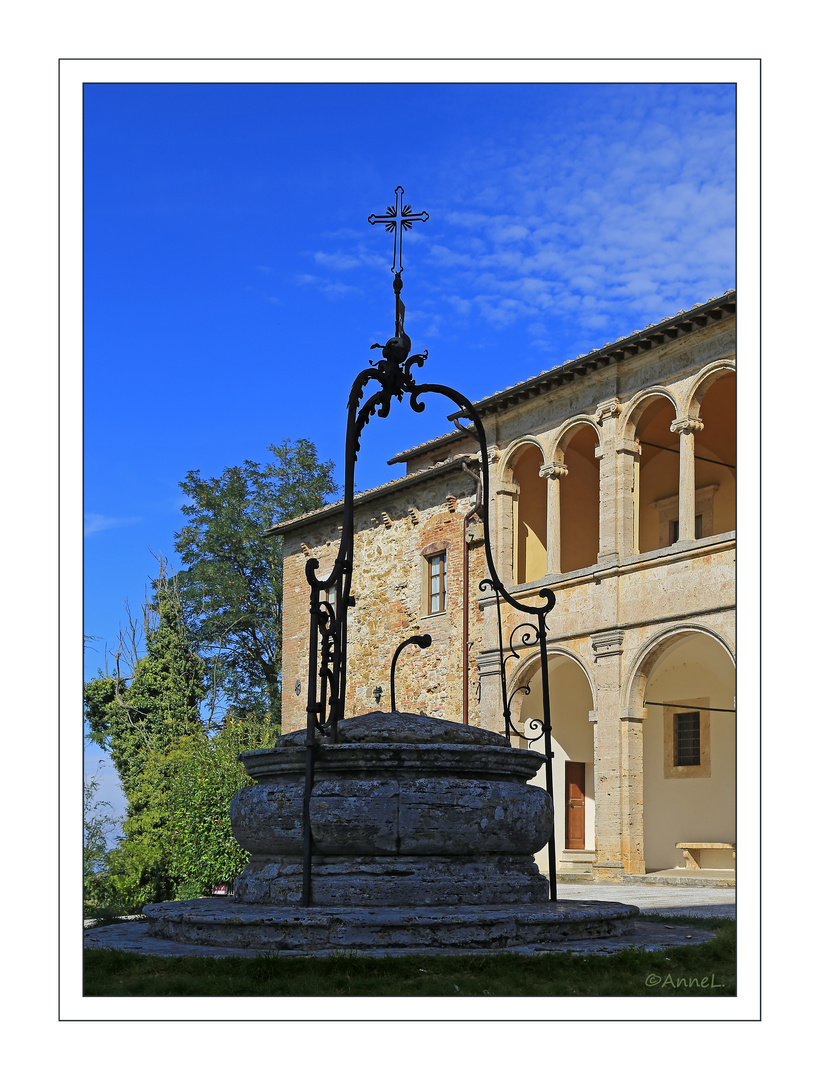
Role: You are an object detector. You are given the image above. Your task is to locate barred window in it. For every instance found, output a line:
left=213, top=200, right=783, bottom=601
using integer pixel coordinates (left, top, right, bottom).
left=673, top=711, right=701, bottom=767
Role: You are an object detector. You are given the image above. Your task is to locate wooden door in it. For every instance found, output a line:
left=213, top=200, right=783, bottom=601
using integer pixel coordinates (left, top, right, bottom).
left=565, top=762, right=585, bottom=850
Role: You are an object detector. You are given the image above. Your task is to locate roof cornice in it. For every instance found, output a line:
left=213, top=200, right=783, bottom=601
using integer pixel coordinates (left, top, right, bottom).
left=446, top=290, right=736, bottom=422
left=386, top=428, right=475, bottom=466
left=265, top=456, right=473, bottom=537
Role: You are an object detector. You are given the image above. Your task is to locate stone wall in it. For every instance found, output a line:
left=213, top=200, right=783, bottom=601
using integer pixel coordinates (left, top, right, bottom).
left=281, top=464, right=488, bottom=733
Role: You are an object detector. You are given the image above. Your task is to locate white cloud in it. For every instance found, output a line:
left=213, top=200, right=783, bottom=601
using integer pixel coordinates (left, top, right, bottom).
left=417, top=90, right=735, bottom=341
left=312, top=245, right=383, bottom=272
left=294, top=273, right=362, bottom=300
left=84, top=513, right=140, bottom=537
left=313, top=250, right=363, bottom=271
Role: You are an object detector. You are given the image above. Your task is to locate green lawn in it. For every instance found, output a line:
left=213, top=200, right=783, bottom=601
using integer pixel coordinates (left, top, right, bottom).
left=83, top=916, right=735, bottom=997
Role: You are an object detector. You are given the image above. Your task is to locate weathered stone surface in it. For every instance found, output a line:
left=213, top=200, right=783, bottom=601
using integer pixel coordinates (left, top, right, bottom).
left=91, top=910, right=714, bottom=957
left=232, top=772, right=550, bottom=858
left=279, top=711, right=510, bottom=747
left=234, top=854, right=551, bottom=906
left=230, top=711, right=554, bottom=905
left=143, top=897, right=639, bottom=954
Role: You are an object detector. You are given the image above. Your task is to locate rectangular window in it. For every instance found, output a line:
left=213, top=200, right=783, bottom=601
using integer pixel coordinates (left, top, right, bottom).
left=673, top=712, right=701, bottom=766
left=427, top=552, right=446, bottom=614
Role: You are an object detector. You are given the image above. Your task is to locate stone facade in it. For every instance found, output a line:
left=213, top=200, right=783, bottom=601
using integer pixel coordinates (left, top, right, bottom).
left=279, top=462, right=487, bottom=726
left=270, top=291, right=737, bottom=883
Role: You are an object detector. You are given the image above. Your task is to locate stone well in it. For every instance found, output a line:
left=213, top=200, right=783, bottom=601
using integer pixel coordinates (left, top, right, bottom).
left=142, top=712, right=638, bottom=955
left=232, top=711, right=552, bottom=906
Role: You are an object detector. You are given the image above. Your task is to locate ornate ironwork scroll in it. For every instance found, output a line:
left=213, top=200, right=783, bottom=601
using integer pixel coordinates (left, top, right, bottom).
left=299, top=189, right=558, bottom=904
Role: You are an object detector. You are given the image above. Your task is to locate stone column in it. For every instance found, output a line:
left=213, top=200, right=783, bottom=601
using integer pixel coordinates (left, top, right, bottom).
left=620, top=707, right=646, bottom=876
left=615, top=439, right=641, bottom=557
left=475, top=647, right=505, bottom=737
left=589, top=630, right=626, bottom=880
left=594, top=399, right=623, bottom=561
left=540, top=462, right=567, bottom=574
left=670, top=417, right=704, bottom=542
left=494, top=479, right=519, bottom=584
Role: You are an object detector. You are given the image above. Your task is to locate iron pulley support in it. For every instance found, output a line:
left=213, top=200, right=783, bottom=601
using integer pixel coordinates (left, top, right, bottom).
left=390, top=634, right=433, bottom=713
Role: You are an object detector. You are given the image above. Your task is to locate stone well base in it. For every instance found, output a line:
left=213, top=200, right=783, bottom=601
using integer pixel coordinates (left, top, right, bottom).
left=142, top=898, right=639, bottom=956
left=233, top=854, right=550, bottom=906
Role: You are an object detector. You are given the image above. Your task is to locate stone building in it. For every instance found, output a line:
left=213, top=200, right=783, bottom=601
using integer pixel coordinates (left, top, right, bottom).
left=269, top=289, right=736, bottom=883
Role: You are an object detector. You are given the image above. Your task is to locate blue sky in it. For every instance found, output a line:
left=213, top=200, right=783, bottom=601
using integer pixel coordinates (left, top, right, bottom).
left=83, top=82, right=736, bottom=823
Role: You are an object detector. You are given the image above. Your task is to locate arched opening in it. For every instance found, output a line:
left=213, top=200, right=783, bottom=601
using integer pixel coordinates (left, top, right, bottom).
left=559, top=424, right=600, bottom=572
left=512, top=445, right=547, bottom=584
left=514, top=653, right=595, bottom=875
left=641, top=632, right=736, bottom=873
left=694, top=372, right=736, bottom=538
left=634, top=396, right=679, bottom=554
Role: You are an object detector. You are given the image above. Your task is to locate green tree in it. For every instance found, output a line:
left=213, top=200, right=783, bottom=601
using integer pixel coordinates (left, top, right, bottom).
left=84, top=561, right=208, bottom=909
left=83, top=772, right=122, bottom=920
left=173, top=438, right=336, bottom=724
left=162, top=711, right=280, bottom=897
left=85, top=565, right=206, bottom=798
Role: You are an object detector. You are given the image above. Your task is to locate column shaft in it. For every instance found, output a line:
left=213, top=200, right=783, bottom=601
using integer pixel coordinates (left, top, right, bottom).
left=672, top=417, right=703, bottom=542
left=540, top=462, right=567, bottom=574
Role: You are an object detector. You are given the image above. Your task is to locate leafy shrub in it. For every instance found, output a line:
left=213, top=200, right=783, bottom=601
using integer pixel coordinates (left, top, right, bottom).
left=165, top=712, right=280, bottom=897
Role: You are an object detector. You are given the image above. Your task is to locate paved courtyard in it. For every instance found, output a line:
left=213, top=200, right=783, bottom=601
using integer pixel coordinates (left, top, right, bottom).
left=556, top=882, right=735, bottom=920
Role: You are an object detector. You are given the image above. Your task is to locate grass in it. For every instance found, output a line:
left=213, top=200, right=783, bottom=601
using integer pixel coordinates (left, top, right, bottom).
left=83, top=916, right=735, bottom=997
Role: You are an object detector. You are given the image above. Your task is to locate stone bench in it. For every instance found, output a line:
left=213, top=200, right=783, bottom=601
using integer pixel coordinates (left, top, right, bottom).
left=676, top=842, right=735, bottom=870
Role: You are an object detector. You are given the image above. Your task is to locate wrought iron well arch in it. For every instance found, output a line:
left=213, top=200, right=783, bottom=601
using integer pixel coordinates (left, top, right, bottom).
left=299, top=190, right=558, bottom=903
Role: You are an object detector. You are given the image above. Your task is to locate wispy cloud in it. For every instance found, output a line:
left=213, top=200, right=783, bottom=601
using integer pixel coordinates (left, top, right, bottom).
left=409, top=87, right=735, bottom=350
left=84, top=513, right=140, bottom=537
left=311, top=245, right=383, bottom=273
left=313, top=251, right=364, bottom=271
left=294, top=273, right=362, bottom=300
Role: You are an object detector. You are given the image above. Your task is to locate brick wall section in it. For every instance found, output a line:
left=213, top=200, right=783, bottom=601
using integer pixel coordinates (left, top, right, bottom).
left=280, top=467, right=486, bottom=734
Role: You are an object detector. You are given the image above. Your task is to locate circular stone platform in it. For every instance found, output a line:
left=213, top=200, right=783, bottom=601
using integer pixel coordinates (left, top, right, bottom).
left=141, top=897, right=639, bottom=956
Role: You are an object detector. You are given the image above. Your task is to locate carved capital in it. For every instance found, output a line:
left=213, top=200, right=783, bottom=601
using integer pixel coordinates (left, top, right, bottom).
left=496, top=480, right=520, bottom=497
left=539, top=461, right=569, bottom=480
left=670, top=416, right=704, bottom=436
left=595, top=398, right=623, bottom=424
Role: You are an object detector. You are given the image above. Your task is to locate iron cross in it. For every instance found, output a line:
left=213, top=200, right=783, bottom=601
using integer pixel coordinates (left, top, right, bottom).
left=368, top=186, right=429, bottom=274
